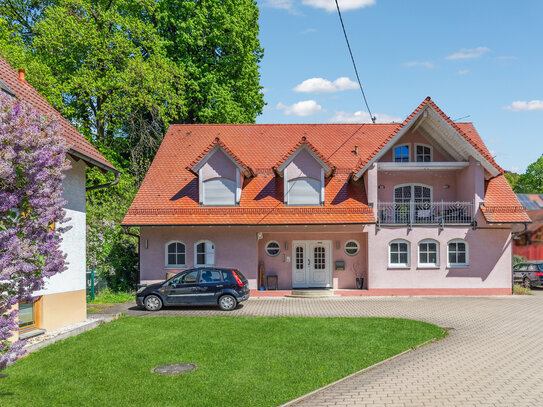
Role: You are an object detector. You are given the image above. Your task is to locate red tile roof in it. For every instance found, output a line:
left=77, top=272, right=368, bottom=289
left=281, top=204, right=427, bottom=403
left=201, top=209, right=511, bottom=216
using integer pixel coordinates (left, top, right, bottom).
left=123, top=98, right=527, bottom=226
left=273, top=136, right=336, bottom=173
left=187, top=137, right=254, bottom=176
left=482, top=175, right=531, bottom=223
left=0, top=54, right=117, bottom=173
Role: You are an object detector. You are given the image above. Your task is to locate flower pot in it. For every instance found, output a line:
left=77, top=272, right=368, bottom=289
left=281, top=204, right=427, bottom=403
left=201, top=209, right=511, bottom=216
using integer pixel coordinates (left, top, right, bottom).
left=356, top=277, right=364, bottom=289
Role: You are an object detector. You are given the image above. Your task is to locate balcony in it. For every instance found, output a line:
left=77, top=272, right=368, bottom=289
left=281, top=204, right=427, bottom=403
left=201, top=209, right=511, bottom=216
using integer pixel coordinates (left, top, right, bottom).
left=376, top=201, right=475, bottom=227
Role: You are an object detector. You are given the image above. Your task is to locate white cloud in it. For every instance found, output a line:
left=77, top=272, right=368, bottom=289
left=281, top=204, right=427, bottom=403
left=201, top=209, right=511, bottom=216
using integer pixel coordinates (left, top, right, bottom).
left=503, top=100, right=543, bottom=112
left=458, top=69, right=469, bottom=75
left=403, top=61, right=435, bottom=69
left=511, top=166, right=520, bottom=173
left=497, top=56, right=517, bottom=61
left=277, top=100, right=325, bottom=116
left=302, top=0, right=375, bottom=12
left=293, top=77, right=358, bottom=93
left=445, top=46, right=490, bottom=60
left=328, top=110, right=401, bottom=123
left=264, top=0, right=294, bottom=9
left=302, top=28, right=317, bottom=34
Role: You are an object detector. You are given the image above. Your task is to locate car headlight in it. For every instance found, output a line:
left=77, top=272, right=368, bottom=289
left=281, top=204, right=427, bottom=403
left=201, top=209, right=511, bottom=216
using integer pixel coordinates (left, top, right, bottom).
left=136, top=286, right=147, bottom=294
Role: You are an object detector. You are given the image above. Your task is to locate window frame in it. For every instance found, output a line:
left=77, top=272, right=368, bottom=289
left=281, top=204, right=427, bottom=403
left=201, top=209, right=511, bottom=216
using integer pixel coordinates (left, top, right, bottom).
left=447, top=239, right=469, bottom=267
left=344, top=240, right=360, bottom=256
left=194, top=240, right=216, bottom=267
left=18, top=299, right=40, bottom=332
left=201, top=176, right=237, bottom=207
left=265, top=241, right=281, bottom=257
left=164, top=241, right=187, bottom=268
left=393, top=144, right=410, bottom=162
left=418, top=239, right=440, bottom=268
left=389, top=239, right=410, bottom=268
left=414, top=143, right=433, bottom=162
left=285, top=175, right=323, bottom=206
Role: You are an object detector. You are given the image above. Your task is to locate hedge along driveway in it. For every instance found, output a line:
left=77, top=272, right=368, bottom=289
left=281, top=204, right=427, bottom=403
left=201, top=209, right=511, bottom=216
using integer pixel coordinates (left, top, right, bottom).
left=1, top=317, right=446, bottom=406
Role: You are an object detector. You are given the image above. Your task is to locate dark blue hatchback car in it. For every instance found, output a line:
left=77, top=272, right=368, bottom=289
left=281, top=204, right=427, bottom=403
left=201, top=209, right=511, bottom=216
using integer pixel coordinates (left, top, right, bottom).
left=136, top=268, right=250, bottom=311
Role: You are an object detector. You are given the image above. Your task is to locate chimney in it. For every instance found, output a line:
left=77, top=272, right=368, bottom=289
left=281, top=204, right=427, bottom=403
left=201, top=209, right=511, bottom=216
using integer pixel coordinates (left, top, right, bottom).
left=18, top=69, right=25, bottom=82
left=354, top=145, right=359, bottom=155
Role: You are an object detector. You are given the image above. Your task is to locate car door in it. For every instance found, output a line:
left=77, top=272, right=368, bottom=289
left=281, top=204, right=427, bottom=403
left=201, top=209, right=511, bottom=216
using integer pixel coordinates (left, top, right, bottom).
left=163, top=270, right=200, bottom=304
left=513, top=264, right=527, bottom=284
left=527, top=264, right=539, bottom=284
left=196, top=269, right=223, bottom=304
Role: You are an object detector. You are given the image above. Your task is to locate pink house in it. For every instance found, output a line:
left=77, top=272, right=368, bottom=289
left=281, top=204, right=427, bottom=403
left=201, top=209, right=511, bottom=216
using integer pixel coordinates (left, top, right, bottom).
left=123, top=98, right=530, bottom=295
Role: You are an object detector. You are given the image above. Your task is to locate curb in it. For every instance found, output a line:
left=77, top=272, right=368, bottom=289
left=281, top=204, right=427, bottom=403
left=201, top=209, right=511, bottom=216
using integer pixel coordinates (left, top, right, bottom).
left=280, top=336, right=439, bottom=406
left=23, top=313, right=122, bottom=354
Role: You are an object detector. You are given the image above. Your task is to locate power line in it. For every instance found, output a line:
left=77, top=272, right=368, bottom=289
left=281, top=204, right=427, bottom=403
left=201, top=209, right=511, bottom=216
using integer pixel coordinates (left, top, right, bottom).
left=334, top=0, right=375, bottom=123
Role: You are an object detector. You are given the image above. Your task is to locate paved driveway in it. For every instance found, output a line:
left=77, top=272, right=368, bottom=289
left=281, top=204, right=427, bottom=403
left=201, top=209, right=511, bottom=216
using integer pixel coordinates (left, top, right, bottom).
left=98, top=292, right=543, bottom=406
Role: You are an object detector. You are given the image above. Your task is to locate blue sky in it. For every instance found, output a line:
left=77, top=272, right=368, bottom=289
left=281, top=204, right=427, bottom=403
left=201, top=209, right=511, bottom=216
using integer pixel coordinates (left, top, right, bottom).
left=256, top=0, right=542, bottom=173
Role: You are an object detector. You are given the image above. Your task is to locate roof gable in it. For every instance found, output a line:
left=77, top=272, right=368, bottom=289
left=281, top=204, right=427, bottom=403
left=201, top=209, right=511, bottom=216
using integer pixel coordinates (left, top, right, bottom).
left=0, top=54, right=117, bottom=173
left=274, top=137, right=335, bottom=176
left=188, top=137, right=254, bottom=177
left=353, top=97, right=502, bottom=180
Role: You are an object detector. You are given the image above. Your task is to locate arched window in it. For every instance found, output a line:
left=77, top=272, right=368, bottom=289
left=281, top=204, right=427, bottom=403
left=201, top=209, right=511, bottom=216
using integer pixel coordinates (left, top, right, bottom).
left=418, top=239, right=439, bottom=267
left=389, top=239, right=410, bottom=267
left=287, top=177, right=321, bottom=205
left=165, top=241, right=186, bottom=267
left=195, top=240, right=215, bottom=267
left=265, top=241, right=281, bottom=257
left=393, top=144, right=410, bottom=162
left=344, top=240, right=360, bottom=256
left=203, top=177, right=236, bottom=206
left=448, top=239, right=469, bottom=267
left=415, top=144, right=432, bottom=162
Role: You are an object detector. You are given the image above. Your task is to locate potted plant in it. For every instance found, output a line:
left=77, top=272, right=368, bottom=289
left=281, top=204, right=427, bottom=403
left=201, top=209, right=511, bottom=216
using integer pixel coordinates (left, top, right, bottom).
left=352, top=262, right=364, bottom=289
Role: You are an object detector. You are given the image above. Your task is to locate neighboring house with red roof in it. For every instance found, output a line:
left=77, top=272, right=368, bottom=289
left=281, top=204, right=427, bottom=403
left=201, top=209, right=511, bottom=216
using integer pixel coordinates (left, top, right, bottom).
left=123, top=97, right=529, bottom=296
left=0, top=55, right=119, bottom=338
left=514, top=194, right=543, bottom=260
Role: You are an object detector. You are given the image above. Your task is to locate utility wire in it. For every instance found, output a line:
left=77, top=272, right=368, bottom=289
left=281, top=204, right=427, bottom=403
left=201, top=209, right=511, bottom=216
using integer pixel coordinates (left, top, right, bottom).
left=334, top=0, right=375, bottom=123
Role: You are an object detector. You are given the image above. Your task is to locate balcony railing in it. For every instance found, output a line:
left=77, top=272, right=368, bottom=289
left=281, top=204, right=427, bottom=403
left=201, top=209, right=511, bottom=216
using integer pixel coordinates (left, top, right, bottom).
left=376, top=201, right=475, bottom=227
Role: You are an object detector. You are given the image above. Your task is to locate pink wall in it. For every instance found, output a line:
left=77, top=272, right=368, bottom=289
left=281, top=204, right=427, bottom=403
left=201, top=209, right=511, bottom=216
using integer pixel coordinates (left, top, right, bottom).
left=379, top=129, right=451, bottom=162
left=366, top=224, right=512, bottom=289
left=139, top=225, right=367, bottom=289
left=258, top=228, right=367, bottom=289
left=201, top=149, right=237, bottom=181
left=377, top=170, right=458, bottom=202
left=286, top=148, right=322, bottom=180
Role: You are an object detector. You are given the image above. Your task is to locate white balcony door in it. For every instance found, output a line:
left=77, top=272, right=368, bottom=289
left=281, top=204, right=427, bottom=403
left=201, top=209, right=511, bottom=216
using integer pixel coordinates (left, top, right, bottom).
left=394, top=184, right=432, bottom=222
left=292, top=241, right=331, bottom=288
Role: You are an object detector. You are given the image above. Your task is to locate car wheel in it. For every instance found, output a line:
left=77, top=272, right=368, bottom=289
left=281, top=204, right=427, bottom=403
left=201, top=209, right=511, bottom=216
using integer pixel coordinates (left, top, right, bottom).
left=218, top=294, right=237, bottom=311
left=144, top=295, right=163, bottom=311
left=523, top=278, right=531, bottom=289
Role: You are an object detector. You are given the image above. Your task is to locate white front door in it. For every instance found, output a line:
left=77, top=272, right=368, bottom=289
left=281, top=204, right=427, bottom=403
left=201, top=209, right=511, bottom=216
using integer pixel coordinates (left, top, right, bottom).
left=292, top=241, right=331, bottom=288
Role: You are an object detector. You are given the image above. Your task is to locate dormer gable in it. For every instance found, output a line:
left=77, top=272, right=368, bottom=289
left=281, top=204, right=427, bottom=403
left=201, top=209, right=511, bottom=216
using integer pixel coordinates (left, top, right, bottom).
left=273, top=137, right=336, bottom=206
left=188, top=137, right=254, bottom=206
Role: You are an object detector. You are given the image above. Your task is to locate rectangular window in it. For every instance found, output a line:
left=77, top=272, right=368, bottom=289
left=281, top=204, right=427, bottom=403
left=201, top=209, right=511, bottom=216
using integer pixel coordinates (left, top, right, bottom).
left=448, top=241, right=468, bottom=266
left=419, top=242, right=438, bottom=267
left=390, top=242, right=409, bottom=267
left=19, top=301, right=38, bottom=331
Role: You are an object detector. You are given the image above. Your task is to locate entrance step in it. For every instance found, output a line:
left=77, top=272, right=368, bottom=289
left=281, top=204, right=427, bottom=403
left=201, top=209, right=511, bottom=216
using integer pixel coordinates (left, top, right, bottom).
left=287, top=289, right=337, bottom=298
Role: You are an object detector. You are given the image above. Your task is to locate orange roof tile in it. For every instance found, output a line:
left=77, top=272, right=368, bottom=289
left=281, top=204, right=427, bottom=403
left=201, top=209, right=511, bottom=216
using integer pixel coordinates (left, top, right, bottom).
left=0, top=54, right=117, bottom=173
left=482, top=175, right=531, bottom=223
left=273, top=136, right=336, bottom=173
left=123, top=98, right=527, bottom=226
left=187, top=136, right=254, bottom=176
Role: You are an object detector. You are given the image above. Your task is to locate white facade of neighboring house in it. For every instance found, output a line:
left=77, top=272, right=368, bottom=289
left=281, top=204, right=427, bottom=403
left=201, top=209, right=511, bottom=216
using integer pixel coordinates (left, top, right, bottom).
left=0, top=55, right=119, bottom=339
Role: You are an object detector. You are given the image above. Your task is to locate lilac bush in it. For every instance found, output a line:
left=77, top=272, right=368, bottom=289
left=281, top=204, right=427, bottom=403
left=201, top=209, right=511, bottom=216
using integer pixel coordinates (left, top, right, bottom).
left=0, top=94, right=70, bottom=370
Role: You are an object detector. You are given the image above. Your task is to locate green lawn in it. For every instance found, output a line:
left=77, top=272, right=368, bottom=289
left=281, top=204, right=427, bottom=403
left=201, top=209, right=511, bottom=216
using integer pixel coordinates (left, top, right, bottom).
left=1, top=317, right=446, bottom=406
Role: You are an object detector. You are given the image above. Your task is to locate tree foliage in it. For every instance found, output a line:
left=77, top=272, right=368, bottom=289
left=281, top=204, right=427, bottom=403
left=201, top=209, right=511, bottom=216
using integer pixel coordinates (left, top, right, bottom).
left=0, top=94, right=70, bottom=370
left=154, top=0, right=265, bottom=123
left=514, top=155, right=543, bottom=194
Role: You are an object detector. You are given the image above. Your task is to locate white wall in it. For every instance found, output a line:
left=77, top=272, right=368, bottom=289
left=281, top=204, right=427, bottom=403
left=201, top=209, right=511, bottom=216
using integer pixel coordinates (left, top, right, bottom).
left=36, top=158, right=87, bottom=296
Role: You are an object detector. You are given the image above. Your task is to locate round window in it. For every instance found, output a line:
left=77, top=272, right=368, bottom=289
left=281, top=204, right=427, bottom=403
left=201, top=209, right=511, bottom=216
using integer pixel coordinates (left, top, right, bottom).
left=265, top=241, right=281, bottom=257
left=344, top=240, right=360, bottom=256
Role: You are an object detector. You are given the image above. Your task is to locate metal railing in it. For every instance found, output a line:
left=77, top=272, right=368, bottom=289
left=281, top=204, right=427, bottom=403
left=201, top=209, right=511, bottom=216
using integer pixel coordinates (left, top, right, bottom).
left=376, top=201, right=475, bottom=227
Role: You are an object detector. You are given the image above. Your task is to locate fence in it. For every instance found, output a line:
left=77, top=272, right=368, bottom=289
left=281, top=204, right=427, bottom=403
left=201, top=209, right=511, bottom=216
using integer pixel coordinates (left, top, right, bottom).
left=86, top=269, right=108, bottom=300
left=377, top=201, right=475, bottom=226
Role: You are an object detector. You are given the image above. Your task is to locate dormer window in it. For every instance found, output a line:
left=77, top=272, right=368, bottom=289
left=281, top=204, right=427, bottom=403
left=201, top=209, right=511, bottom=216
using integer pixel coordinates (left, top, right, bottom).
left=274, top=137, right=334, bottom=206
left=415, top=144, right=432, bottom=162
left=393, top=145, right=409, bottom=162
left=189, top=137, right=253, bottom=207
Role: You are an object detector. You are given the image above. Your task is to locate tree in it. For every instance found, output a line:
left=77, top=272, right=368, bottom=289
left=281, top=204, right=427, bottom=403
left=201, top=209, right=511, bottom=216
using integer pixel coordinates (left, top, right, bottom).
left=154, top=0, right=265, bottom=123
left=0, top=94, right=70, bottom=370
left=504, top=171, right=520, bottom=191
left=515, top=155, right=543, bottom=193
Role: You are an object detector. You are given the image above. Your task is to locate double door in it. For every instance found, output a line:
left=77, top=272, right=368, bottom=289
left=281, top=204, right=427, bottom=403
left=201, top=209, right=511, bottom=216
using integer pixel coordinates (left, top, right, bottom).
left=292, top=241, right=331, bottom=288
